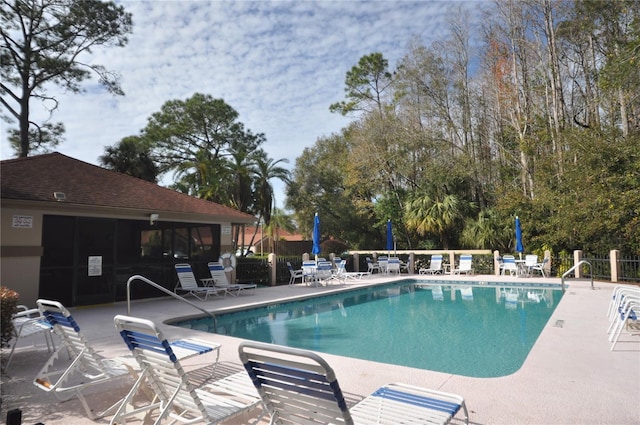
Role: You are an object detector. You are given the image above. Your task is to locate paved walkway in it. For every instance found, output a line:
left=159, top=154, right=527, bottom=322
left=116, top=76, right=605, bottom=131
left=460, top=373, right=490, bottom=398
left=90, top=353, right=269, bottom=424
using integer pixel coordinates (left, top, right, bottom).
left=1, top=275, right=639, bottom=424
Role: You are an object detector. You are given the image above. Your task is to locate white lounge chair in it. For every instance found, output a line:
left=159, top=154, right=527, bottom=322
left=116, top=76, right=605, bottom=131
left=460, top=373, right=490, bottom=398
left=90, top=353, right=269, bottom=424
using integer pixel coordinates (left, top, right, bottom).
left=207, top=262, right=257, bottom=295
left=2, top=305, right=55, bottom=372
left=112, top=315, right=262, bottom=425
left=238, top=341, right=468, bottom=425
left=609, top=295, right=639, bottom=351
left=334, top=259, right=369, bottom=280
left=33, top=299, right=133, bottom=419
left=453, top=255, right=473, bottom=275
left=607, top=286, right=640, bottom=319
left=174, top=263, right=227, bottom=300
left=287, top=262, right=304, bottom=285
left=607, top=286, right=640, bottom=350
left=419, top=255, right=443, bottom=275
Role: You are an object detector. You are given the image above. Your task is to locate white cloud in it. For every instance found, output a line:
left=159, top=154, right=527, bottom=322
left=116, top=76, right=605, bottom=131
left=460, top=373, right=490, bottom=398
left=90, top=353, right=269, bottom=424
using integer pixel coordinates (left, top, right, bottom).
left=1, top=0, right=487, bottom=207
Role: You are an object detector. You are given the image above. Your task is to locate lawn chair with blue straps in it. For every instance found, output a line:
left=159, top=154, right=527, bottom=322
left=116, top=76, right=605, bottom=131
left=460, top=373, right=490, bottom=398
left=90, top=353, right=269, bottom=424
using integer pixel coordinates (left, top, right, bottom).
left=239, top=341, right=468, bottom=424
left=33, top=299, right=134, bottom=420
left=112, top=315, right=263, bottom=424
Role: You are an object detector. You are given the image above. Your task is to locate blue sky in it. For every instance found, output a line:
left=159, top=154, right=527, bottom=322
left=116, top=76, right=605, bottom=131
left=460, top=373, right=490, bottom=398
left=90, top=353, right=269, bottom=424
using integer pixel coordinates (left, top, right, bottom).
left=1, top=1, right=487, bottom=208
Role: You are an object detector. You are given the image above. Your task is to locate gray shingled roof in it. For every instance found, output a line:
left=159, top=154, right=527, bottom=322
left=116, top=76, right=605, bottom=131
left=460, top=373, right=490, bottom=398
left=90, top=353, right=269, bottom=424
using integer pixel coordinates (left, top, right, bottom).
left=1, top=152, right=255, bottom=223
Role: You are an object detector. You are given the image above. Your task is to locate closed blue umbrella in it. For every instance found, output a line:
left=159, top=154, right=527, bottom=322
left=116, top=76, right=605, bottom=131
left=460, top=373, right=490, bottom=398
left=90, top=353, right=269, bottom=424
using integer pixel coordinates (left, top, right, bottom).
left=386, top=219, right=393, bottom=253
left=312, top=213, right=321, bottom=259
left=515, top=216, right=524, bottom=256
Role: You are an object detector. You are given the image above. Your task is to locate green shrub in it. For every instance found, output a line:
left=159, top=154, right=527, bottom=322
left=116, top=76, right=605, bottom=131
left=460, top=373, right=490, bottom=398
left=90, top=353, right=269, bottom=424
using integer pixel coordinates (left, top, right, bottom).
left=1, top=286, right=19, bottom=348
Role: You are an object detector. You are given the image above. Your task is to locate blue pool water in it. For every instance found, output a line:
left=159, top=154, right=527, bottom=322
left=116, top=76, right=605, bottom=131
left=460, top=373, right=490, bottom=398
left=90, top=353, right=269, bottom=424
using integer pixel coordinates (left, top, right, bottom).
left=171, top=280, right=564, bottom=377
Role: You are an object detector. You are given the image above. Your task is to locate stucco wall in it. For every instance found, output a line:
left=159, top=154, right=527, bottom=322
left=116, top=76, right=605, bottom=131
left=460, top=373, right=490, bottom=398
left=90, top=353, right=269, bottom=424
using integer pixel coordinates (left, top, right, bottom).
left=1, top=208, right=43, bottom=306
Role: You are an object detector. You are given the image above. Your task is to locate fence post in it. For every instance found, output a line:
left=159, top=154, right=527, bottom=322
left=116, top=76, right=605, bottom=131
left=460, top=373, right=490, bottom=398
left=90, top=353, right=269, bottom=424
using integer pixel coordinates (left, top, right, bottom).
left=610, top=249, right=620, bottom=283
left=494, top=250, right=501, bottom=276
left=268, top=253, right=276, bottom=286
left=544, top=250, right=551, bottom=277
left=408, top=253, right=415, bottom=274
left=449, top=251, right=456, bottom=273
left=574, top=250, right=583, bottom=278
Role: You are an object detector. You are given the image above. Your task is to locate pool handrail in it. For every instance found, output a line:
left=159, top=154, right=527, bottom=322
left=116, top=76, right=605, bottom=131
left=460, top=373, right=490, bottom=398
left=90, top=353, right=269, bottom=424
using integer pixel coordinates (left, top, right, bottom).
left=561, top=260, right=593, bottom=292
left=126, top=275, right=217, bottom=331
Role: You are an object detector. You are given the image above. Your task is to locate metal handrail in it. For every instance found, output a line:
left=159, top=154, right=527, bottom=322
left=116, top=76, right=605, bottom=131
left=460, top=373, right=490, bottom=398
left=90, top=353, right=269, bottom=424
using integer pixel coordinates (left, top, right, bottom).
left=561, top=260, right=594, bottom=292
left=126, top=275, right=217, bottom=331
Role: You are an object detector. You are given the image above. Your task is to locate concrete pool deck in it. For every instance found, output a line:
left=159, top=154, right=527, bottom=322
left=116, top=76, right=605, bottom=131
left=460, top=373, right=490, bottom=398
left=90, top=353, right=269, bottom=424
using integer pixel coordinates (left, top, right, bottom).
left=1, top=275, right=639, bottom=424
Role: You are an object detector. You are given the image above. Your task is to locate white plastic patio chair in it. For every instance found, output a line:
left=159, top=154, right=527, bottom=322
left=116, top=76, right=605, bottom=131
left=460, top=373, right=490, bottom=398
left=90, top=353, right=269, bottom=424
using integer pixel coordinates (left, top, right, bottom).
left=287, top=262, right=304, bottom=285
left=400, top=258, right=411, bottom=273
left=315, top=260, right=334, bottom=284
left=238, top=341, right=468, bottom=425
left=501, top=256, right=518, bottom=276
left=530, top=257, right=549, bottom=278
left=112, top=315, right=262, bottom=425
left=387, top=257, right=401, bottom=274
left=378, top=256, right=389, bottom=274
left=366, top=257, right=380, bottom=274
left=524, top=255, right=538, bottom=277
left=302, top=260, right=318, bottom=286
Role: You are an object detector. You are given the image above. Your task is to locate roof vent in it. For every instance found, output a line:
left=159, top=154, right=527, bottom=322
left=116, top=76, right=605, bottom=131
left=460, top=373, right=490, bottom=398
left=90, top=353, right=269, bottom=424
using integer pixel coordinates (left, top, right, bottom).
left=54, top=192, right=66, bottom=201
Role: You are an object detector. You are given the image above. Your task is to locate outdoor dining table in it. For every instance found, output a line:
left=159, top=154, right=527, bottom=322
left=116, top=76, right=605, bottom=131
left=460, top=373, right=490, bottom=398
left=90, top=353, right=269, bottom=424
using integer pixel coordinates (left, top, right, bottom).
left=515, top=259, right=528, bottom=277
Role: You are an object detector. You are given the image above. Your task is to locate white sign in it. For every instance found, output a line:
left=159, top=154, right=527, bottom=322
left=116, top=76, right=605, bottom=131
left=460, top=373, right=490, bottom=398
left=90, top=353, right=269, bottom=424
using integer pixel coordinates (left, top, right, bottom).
left=221, top=225, right=232, bottom=235
left=12, top=215, right=33, bottom=228
left=88, top=256, right=102, bottom=276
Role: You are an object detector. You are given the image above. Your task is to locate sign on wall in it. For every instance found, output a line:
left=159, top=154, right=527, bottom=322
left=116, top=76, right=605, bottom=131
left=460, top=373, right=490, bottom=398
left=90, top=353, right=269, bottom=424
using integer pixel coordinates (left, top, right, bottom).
left=88, top=256, right=102, bottom=276
left=221, top=225, right=232, bottom=235
left=12, top=215, right=33, bottom=228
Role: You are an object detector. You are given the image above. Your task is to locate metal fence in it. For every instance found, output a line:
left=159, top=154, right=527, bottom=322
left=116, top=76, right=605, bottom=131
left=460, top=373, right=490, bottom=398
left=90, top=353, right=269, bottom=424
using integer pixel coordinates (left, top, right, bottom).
left=236, top=252, right=640, bottom=286
left=552, top=254, right=639, bottom=282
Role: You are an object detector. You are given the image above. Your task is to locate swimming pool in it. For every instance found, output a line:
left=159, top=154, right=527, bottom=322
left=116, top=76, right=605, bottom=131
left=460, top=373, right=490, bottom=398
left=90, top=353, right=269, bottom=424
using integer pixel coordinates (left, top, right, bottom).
left=171, top=280, right=564, bottom=377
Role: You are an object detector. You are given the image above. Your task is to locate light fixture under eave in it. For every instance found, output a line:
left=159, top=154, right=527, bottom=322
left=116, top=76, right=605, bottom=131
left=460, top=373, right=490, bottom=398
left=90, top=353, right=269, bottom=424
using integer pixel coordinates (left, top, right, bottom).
left=53, top=192, right=66, bottom=201
left=149, top=213, right=159, bottom=225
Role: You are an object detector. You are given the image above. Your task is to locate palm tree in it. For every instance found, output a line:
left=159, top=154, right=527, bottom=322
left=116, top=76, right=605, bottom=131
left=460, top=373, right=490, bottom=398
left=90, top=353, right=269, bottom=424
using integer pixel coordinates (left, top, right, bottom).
left=227, top=147, right=256, bottom=213
left=461, top=209, right=511, bottom=250
left=405, top=192, right=469, bottom=249
left=99, top=136, right=158, bottom=182
left=252, top=153, right=291, bottom=227
left=263, top=208, right=297, bottom=253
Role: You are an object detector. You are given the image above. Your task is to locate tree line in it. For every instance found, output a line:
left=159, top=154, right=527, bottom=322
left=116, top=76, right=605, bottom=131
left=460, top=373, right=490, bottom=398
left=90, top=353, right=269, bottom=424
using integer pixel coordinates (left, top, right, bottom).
left=287, top=1, right=640, bottom=257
